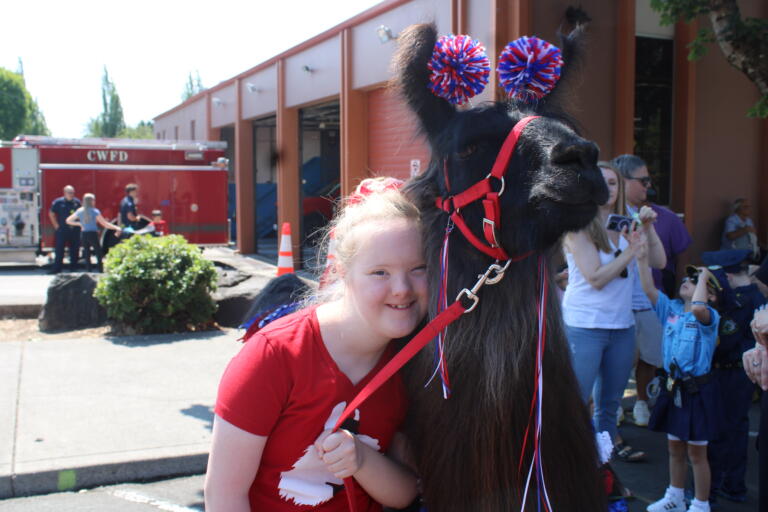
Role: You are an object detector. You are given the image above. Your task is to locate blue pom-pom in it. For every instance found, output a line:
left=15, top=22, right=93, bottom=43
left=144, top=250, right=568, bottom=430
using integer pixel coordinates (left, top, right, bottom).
left=497, top=36, right=563, bottom=102
left=428, top=34, right=490, bottom=105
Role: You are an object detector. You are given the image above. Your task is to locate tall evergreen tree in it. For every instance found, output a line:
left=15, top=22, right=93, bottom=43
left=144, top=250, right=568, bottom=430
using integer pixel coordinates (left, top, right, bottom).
left=87, top=67, right=126, bottom=137
left=182, top=71, right=205, bottom=101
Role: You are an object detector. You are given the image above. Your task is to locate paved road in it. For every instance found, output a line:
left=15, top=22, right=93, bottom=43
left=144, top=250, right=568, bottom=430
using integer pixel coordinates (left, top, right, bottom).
left=1, top=407, right=761, bottom=512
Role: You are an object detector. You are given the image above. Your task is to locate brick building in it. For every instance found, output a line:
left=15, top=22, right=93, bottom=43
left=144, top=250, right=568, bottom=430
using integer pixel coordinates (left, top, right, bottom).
left=153, top=0, right=768, bottom=269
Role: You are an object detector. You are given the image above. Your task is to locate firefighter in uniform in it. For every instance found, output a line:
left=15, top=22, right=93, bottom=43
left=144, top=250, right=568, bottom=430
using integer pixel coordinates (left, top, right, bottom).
left=706, top=249, right=766, bottom=503
left=48, top=185, right=81, bottom=273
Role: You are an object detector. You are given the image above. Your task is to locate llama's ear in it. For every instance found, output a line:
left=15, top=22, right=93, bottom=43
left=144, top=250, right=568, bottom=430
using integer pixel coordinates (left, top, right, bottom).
left=391, top=24, right=457, bottom=142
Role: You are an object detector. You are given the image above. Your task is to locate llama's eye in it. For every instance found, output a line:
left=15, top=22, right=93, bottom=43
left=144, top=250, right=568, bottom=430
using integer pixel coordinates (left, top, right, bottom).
left=456, top=144, right=477, bottom=159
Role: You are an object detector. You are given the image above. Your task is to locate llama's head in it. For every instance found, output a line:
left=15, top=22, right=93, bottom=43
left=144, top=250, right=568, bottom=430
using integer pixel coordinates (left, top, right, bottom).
left=397, top=23, right=607, bottom=254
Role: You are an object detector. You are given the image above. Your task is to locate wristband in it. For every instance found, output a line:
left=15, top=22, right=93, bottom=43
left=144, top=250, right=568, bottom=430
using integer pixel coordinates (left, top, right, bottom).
left=691, top=301, right=707, bottom=306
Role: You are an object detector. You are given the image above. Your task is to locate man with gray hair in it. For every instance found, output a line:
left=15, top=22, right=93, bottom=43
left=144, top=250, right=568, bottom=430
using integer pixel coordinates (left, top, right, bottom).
left=611, top=154, right=692, bottom=427
left=48, top=185, right=81, bottom=273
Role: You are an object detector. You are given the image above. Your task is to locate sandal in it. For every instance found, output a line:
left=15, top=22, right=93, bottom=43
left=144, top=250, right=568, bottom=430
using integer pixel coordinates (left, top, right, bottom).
left=615, top=441, right=646, bottom=462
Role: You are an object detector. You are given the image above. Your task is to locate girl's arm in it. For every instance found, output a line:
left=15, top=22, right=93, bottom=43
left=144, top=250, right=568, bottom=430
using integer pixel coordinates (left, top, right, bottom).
left=637, top=206, right=666, bottom=270
left=636, top=240, right=658, bottom=306
left=691, top=267, right=713, bottom=325
left=96, top=215, right=121, bottom=232
left=65, top=210, right=81, bottom=227
left=315, top=430, right=418, bottom=509
left=204, top=415, right=266, bottom=512
left=566, top=229, right=635, bottom=290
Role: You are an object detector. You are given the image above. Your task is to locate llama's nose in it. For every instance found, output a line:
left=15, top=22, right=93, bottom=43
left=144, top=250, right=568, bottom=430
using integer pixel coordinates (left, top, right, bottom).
left=550, top=140, right=599, bottom=169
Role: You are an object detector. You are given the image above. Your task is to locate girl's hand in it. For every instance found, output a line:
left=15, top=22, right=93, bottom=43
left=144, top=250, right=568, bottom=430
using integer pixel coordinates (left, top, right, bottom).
left=314, top=429, right=364, bottom=479
left=637, top=206, right=657, bottom=230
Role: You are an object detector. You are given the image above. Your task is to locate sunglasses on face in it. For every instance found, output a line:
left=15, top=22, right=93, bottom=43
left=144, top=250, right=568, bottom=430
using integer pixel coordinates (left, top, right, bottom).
left=627, top=176, right=652, bottom=187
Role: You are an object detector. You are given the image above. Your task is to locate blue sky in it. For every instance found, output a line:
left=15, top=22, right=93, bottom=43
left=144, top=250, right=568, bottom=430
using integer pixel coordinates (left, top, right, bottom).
left=0, top=0, right=382, bottom=137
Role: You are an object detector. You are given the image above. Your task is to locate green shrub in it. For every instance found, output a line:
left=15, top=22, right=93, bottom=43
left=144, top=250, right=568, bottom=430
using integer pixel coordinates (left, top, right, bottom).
left=94, top=235, right=218, bottom=334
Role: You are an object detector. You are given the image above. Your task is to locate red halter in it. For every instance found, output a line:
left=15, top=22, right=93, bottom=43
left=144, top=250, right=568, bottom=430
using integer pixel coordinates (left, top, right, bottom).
left=435, top=115, right=539, bottom=261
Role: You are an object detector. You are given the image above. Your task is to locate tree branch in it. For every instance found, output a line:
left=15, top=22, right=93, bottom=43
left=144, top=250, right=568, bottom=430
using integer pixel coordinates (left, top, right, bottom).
left=707, top=0, right=768, bottom=97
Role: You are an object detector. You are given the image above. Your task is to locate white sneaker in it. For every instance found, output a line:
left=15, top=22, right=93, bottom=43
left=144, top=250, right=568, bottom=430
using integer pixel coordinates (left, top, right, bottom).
left=633, top=400, right=651, bottom=427
left=616, top=405, right=625, bottom=426
left=647, top=489, right=686, bottom=512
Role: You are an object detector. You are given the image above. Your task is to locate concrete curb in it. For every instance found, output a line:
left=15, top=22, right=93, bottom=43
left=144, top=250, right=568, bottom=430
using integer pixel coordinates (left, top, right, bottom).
left=1, top=453, right=208, bottom=499
left=0, top=305, right=41, bottom=319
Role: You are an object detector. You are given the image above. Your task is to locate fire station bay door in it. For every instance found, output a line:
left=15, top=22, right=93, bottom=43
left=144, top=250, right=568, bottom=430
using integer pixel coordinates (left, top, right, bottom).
left=0, top=148, right=39, bottom=250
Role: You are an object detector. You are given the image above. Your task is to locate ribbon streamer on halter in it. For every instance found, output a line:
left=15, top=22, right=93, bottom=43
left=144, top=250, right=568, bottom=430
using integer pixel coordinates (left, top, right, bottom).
left=519, top=255, right=553, bottom=511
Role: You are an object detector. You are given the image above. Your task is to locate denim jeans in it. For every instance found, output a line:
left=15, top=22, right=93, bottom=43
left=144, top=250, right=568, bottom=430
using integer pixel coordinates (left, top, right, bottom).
left=565, top=324, right=636, bottom=439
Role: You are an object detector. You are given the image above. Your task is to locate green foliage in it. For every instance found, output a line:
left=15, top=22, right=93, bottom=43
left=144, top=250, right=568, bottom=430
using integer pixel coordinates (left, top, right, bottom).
left=94, top=235, right=218, bottom=334
left=0, top=68, right=28, bottom=140
left=747, top=95, right=768, bottom=118
left=86, top=67, right=126, bottom=137
left=118, top=120, right=154, bottom=139
left=182, top=71, right=205, bottom=101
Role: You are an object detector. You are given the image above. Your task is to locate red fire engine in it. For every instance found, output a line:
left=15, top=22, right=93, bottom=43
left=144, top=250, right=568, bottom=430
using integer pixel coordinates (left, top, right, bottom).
left=0, top=136, right=229, bottom=262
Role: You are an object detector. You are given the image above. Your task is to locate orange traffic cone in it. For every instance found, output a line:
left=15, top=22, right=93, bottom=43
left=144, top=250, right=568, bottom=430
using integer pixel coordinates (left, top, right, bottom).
left=319, top=231, right=337, bottom=289
left=276, top=222, right=295, bottom=276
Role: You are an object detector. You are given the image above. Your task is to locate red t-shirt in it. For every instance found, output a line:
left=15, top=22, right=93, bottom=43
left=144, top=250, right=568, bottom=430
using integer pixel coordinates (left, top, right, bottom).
left=215, top=306, right=407, bottom=511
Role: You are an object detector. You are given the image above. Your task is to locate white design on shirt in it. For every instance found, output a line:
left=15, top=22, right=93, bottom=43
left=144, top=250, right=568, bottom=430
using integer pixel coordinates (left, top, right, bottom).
left=278, top=401, right=380, bottom=506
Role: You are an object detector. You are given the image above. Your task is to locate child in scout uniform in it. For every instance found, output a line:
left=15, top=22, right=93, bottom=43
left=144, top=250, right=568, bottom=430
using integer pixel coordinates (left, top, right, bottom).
left=703, top=249, right=766, bottom=504
left=638, top=252, right=723, bottom=512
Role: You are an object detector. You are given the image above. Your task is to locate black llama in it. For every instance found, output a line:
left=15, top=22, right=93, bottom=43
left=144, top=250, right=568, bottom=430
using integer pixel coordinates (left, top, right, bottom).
left=395, top=23, right=609, bottom=511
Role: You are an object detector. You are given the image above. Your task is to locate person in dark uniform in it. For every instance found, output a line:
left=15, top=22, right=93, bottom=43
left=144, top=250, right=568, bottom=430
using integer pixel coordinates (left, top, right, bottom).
left=704, top=249, right=766, bottom=504
left=744, top=260, right=768, bottom=511
left=48, top=185, right=81, bottom=273
left=119, top=183, right=140, bottom=229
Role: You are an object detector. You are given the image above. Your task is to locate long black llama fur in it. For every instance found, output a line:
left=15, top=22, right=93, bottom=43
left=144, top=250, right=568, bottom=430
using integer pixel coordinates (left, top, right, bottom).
left=395, top=23, right=609, bottom=511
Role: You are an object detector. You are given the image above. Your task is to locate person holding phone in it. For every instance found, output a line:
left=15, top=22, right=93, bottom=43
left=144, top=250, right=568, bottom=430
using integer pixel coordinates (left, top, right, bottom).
left=562, top=161, right=665, bottom=462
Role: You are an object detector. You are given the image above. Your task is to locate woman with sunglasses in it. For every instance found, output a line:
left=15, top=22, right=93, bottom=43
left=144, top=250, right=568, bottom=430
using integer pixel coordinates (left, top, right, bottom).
left=562, top=161, right=666, bottom=462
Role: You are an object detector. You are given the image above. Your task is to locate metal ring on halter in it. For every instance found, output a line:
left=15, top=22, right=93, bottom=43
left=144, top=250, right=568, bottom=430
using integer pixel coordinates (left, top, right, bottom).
left=485, top=173, right=505, bottom=196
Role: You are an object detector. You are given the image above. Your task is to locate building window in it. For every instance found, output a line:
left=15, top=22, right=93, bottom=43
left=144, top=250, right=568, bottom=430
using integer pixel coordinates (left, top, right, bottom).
left=174, top=126, right=179, bottom=140
left=190, top=120, right=196, bottom=141
left=634, top=36, right=674, bottom=206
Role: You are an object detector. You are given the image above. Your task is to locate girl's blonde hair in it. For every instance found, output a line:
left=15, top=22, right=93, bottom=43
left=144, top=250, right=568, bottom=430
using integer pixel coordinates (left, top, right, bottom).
left=315, top=186, right=421, bottom=302
left=566, top=162, right=627, bottom=254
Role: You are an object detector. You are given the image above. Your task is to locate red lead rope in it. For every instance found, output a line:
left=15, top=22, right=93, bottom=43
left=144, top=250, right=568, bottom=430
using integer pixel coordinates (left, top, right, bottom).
left=333, top=300, right=468, bottom=511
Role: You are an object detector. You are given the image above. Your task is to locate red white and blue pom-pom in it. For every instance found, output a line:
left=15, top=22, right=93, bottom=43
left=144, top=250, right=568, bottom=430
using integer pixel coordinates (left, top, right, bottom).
left=428, top=34, right=490, bottom=105
left=497, top=36, right=563, bottom=102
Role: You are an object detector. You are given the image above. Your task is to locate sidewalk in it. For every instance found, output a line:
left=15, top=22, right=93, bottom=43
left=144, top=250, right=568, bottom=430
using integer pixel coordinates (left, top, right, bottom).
left=0, top=330, right=242, bottom=498
left=0, top=269, right=53, bottom=318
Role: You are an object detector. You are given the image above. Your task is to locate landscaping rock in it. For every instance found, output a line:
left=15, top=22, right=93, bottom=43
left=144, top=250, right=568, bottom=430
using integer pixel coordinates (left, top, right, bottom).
left=38, top=273, right=107, bottom=331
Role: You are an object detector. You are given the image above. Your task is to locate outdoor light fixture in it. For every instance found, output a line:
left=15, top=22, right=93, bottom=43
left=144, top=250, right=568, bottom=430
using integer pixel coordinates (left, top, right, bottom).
left=212, top=97, right=224, bottom=107
left=246, top=82, right=261, bottom=93
left=377, top=25, right=396, bottom=43
left=302, top=65, right=314, bottom=73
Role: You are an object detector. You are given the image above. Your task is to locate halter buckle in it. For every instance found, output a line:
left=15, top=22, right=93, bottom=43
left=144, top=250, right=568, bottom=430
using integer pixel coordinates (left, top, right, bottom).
left=482, top=218, right=500, bottom=248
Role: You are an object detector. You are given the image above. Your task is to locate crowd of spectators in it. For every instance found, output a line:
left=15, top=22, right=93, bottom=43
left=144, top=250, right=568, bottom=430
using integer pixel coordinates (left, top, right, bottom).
left=558, top=154, right=768, bottom=511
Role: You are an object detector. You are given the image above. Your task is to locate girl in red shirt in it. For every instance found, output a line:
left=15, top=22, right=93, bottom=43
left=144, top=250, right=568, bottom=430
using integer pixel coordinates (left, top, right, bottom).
left=206, top=188, right=425, bottom=511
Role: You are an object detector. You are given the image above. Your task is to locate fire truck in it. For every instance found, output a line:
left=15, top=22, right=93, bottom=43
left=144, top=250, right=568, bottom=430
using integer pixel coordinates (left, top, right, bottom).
left=0, top=136, right=229, bottom=263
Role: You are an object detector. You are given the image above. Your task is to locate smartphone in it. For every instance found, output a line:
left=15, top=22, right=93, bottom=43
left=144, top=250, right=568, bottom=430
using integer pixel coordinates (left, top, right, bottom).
left=605, top=214, right=634, bottom=232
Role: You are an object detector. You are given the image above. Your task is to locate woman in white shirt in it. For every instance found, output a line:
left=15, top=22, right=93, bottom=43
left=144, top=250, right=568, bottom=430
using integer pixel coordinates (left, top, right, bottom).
left=562, top=162, right=665, bottom=460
